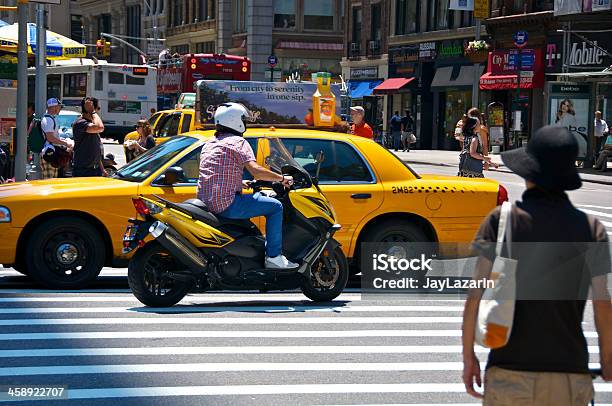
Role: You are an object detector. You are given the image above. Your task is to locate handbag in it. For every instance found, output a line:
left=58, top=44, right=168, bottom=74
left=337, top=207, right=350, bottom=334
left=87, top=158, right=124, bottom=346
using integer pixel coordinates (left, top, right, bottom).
left=459, top=152, right=484, bottom=175
left=475, top=201, right=517, bottom=349
left=408, top=133, right=417, bottom=144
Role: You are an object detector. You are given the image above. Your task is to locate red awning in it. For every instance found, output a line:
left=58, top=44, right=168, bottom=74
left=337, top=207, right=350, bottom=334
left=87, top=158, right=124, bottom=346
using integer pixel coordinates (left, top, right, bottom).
left=373, top=77, right=415, bottom=94
left=479, top=72, right=544, bottom=90
left=276, top=41, right=343, bottom=51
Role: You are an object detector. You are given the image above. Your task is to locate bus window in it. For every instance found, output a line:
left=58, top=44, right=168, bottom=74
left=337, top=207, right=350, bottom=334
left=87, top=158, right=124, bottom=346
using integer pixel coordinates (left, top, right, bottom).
left=63, top=73, right=87, bottom=98
left=95, top=70, right=103, bottom=91
left=126, top=75, right=145, bottom=85
left=180, top=114, right=192, bottom=133
left=108, top=72, right=124, bottom=84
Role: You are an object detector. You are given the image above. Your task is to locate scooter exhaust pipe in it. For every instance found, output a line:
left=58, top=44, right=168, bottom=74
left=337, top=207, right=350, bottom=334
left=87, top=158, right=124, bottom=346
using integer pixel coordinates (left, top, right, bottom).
left=149, top=221, right=207, bottom=274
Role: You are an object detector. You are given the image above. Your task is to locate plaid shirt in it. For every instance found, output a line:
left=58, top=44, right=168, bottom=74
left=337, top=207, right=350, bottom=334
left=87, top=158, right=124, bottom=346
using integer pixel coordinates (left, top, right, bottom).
left=197, top=133, right=256, bottom=213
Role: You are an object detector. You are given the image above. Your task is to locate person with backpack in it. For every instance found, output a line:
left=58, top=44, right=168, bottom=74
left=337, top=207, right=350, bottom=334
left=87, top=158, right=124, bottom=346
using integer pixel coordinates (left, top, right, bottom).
left=34, top=98, right=72, bottom=179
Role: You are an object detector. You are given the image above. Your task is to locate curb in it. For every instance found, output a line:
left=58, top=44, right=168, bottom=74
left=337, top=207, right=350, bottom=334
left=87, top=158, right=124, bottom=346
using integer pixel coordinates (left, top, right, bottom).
left=403, top=159, right=612, bottom=186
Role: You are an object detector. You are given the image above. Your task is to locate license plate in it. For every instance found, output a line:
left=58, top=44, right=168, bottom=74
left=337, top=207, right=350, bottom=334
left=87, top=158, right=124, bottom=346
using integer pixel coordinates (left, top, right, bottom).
left=123, top=225, right=138, bottom=242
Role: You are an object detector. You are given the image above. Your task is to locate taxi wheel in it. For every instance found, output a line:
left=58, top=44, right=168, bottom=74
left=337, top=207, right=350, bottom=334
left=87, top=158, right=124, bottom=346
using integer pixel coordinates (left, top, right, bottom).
left=26, top=217, right=105, bottom=289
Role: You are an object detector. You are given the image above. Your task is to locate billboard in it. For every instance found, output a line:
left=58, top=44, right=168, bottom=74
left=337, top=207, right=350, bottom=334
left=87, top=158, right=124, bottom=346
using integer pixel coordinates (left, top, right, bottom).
left=196, top=80, right=343, bottom=127
left=548, top=84, right=592, bottom=160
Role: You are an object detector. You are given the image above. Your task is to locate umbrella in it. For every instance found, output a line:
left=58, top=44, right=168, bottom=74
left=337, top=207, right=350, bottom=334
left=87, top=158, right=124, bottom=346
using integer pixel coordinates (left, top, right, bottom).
left=0, top=23, right=86, bottom=59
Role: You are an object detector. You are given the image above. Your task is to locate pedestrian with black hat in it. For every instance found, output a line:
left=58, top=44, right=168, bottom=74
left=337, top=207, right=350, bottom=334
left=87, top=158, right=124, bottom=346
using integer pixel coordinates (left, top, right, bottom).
left=462, top=125, right=611, bottom=405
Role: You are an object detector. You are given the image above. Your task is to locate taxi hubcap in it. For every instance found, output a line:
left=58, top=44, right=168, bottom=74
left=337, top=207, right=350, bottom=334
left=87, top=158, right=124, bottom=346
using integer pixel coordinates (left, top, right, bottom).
left=56, top=243, right=79, bottom=265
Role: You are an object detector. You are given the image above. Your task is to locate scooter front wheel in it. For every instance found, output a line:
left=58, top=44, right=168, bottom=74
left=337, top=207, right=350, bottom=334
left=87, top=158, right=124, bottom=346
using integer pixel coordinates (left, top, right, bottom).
left=128, top=242, right=194, bottom=307
left=300, top=244, right=349, bottom=302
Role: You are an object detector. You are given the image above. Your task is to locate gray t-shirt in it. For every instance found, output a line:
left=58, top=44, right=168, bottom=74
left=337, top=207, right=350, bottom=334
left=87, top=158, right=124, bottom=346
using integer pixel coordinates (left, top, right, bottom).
left=72, top=117, right=101, bottom=168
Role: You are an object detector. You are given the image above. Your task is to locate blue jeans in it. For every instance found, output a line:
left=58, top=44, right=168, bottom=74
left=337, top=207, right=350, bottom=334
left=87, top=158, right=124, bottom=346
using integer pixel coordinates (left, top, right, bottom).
left=217, top=192, right=283, bottom=257
left=392, top=130, right=402, bottom=150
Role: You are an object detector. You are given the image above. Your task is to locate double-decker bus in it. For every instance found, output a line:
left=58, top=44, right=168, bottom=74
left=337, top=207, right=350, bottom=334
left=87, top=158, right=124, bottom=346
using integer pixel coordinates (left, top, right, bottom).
left=28, top=59, right=157, bottom=142
left=157, top=53, right=250, bottom=110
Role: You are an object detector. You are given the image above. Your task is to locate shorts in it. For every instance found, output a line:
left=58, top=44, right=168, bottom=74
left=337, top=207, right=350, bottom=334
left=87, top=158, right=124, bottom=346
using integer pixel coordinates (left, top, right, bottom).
left=484, top=367, right=594, bottom=406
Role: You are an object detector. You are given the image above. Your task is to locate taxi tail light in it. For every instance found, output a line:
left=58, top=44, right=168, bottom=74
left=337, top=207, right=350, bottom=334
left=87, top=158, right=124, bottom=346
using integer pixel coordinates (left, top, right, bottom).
left=497, top=184, right=509, bottom=206
left=132, top=198, right=150, bottom=216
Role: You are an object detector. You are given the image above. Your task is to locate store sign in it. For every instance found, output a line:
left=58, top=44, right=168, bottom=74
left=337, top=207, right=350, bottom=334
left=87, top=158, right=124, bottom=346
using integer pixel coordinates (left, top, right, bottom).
left=438, top=40, right=465, bottom=59
left=545, top=33, right=612, bottom=72
left=490, top=49, right=537, bottom=74
left=473, top=0, right=490, bottom=19
left=419, top=42, right=437, bottom=61
left=548, top=82, right=592, bottom=159
left=389, top=45, right=419, bottom=78
left=350, top=67, right=378, bottom=79
left=449, top=0, right=473, bottom=11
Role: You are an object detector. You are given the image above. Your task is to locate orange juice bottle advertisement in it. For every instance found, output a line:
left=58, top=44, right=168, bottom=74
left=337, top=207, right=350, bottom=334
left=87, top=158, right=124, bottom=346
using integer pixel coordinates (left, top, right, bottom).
left=312, top=72, right=336, bottom=127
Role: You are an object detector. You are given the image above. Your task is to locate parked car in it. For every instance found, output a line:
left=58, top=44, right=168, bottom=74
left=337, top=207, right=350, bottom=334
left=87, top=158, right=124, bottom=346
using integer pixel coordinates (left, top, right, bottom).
left=0, top=129, right=505, bottom=289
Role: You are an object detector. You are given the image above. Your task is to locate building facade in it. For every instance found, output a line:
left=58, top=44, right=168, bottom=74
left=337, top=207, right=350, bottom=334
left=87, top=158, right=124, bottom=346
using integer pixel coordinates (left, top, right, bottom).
left=341, top=0, right=389, bottom=133
left=164, top=0, right=345, bottom=82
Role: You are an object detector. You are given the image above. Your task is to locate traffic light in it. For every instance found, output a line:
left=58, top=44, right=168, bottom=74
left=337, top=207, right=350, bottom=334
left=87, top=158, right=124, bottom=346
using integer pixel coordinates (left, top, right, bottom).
left=95, top=39, right=104, bottom=57
left=103, top=41, right=111, bottom=57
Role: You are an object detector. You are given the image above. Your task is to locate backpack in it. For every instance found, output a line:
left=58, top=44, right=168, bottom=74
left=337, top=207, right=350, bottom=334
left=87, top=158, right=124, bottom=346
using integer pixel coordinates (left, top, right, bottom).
left=28, top=115, right=55, bottom=153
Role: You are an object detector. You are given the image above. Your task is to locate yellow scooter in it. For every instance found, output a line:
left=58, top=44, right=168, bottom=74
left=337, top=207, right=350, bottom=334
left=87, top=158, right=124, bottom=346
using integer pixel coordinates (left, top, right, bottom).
left=124, top=142, right=348, bottom=307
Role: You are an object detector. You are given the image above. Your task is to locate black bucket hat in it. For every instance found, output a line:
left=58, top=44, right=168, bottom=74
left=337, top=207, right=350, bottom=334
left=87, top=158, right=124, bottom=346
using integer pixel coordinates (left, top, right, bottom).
left=501, top=125, right=582, bottom=191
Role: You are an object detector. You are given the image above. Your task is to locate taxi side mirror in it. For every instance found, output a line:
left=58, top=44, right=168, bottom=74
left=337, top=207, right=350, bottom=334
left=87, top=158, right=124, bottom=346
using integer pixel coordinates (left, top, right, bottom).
left=162, top=166, right=186, bottom=185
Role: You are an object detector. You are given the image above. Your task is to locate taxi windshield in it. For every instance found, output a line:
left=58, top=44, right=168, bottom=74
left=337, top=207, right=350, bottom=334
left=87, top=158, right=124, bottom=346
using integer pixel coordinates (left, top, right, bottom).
left=266, top=138, right=305, bottom=173
left=113, top=136, right=197, bottom=182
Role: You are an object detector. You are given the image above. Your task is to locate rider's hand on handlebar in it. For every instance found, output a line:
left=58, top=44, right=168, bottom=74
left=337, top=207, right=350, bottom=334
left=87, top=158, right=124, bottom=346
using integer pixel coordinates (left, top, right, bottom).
left=281, top=175, right=294, bottom=188
left=242, top=180, right=253, bottom=189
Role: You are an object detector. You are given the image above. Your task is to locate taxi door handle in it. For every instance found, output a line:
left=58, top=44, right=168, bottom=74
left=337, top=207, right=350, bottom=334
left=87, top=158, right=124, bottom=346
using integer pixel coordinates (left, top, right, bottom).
left=351, top=193, right=371, bottom=200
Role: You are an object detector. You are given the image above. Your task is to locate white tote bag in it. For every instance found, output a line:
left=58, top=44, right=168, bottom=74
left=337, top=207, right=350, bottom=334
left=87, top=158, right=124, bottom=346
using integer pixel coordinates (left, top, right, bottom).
left=475, top=201, right=518, bottom=349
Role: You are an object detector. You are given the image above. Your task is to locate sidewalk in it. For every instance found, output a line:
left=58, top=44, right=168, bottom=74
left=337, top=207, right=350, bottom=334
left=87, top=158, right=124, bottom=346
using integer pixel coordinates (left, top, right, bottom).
left=392, top=149, right=612, bottom=186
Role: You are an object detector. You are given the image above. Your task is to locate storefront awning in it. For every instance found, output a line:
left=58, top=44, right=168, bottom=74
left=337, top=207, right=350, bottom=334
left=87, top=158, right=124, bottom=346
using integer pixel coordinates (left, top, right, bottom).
left=372, top=77, right=415, bottom=94
left=431, top=66, right=484, bottom=89
left=349, top=80, right=383, bottom=99
left=479, top=71, right=544, bottom=90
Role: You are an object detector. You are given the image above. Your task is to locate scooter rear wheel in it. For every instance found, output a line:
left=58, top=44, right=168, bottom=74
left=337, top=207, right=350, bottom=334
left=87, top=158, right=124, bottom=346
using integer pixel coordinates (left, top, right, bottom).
left=300, top=245, right=349, bottom=302
left=128, top=242, right=194, bottom=307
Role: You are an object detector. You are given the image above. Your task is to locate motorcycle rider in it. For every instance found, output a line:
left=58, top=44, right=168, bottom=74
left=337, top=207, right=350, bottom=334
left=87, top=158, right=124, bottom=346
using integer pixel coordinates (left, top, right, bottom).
left=197, top=103, right=297, bottom=269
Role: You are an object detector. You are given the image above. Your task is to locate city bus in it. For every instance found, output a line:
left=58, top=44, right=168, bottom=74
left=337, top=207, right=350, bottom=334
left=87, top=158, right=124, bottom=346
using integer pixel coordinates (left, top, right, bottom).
left=157, top=53, right=250, bottom=110
left=28, top=60, right=157, bottom=142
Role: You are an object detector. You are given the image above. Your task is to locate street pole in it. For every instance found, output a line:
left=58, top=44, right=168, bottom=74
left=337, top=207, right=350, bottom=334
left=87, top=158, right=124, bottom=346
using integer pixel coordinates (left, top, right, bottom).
left=471, top=19, right=481, bottom=110
left=35, top=5, right=47, bottom=119
left=15, top=0, right=28, bottom=182
left=515, top=48, right=522, bottom=149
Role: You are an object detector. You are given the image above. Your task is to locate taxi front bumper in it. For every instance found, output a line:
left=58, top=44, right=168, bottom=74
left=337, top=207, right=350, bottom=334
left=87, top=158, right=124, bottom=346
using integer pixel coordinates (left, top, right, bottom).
left=0, top=225, right=21, bottom=266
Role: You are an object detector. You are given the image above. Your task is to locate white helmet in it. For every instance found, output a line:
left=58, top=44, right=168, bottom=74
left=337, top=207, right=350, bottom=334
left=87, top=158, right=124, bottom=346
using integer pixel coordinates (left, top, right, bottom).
left=214, top=102, right=249, bottom=134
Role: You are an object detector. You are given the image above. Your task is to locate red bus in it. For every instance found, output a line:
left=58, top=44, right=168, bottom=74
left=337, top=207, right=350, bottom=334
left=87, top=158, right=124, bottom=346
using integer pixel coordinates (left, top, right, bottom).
left=157, top=53, right=251, bottom=110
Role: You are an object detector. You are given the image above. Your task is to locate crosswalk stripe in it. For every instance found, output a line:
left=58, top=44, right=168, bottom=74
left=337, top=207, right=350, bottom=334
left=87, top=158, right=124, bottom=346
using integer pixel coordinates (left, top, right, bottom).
left=0, top=305, right=465, bottom=313
left=580, top=208, right=612, bottom=220
left=0, top=383, right=609, bottom=402
left=0, top=316, right=465, bottom=326
left=0, top=291, right=362, bottom=299
left=0, top=330, right=598, bottom=341
left=1, top=361, right=499, bottom=376
left=577, top=204, right=612, bottom=211
left=0, top=345, right=600, bottom=358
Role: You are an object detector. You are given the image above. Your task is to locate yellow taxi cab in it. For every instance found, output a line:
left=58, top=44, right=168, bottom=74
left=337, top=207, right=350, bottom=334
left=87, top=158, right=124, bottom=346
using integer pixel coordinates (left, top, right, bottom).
left=123, top=109, right=198, bottom=161
left=0, top=129, right=506, bottom=289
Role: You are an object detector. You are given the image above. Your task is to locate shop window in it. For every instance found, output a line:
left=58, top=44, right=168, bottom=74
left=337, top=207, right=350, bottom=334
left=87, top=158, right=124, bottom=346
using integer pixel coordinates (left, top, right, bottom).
left=395, top=0, right=419, bottom=35
left=304, top=0, right=334, bottom=31
left=274, top=0, right=296, bottom=29
left=63, top=73, right=87, bottom=98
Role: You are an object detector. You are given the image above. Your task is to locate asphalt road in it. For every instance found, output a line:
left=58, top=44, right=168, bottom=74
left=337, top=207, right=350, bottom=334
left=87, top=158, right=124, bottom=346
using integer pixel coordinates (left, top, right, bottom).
left=0, top=141, right=609, bottom=404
